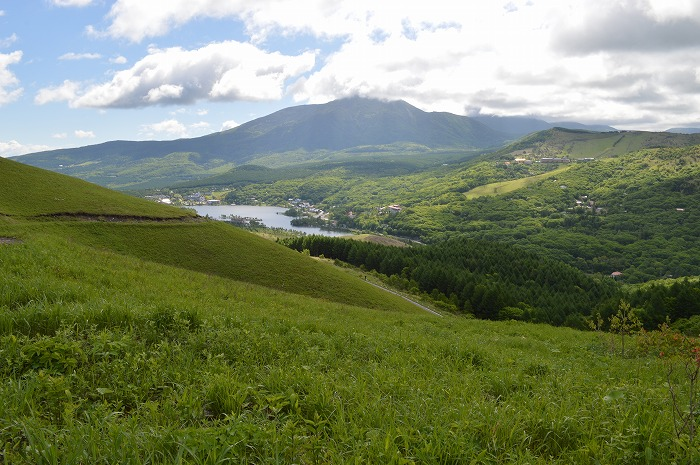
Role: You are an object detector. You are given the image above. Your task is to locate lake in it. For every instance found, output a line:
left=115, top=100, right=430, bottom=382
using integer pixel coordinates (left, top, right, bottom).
left=192, top=205, right=349, bottom=237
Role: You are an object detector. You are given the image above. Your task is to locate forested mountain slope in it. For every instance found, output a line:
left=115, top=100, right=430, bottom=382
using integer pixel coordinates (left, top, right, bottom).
left=15, top=98, right=511, bottom=188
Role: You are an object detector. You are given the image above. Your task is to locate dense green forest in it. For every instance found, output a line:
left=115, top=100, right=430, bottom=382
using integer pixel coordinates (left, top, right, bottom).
left=284, top=235, right=617, bottom=327
left=284, top=235, right=700, bottom=330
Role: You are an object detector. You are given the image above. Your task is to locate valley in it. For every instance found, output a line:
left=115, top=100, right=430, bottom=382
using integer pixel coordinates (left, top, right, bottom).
left=4, top=98, right=700, bottom=462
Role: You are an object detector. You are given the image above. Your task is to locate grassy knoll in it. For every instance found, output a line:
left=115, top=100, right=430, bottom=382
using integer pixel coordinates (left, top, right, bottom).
left=0, top=157, right=193, bottom=219
left=1, top=156, right=416, bottom=313
left=0, top=231, right=693, bottom=463
left=464, top=166, right=571, bottom=199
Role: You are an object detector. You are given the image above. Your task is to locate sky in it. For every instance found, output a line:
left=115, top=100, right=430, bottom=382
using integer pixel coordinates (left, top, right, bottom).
left=2, top=0, right=700, bottom=157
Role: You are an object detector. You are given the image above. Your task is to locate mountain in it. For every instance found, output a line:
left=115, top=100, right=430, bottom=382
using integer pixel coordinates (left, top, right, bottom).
left=15, top=98, right=512, bottom=189
left=472, top=115, right=616, bottom=137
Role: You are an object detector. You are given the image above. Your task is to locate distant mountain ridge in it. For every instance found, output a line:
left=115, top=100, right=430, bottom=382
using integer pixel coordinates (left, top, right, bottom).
left=16, top=97, right=616, bottom=188
left=472, top=115, right=616, bottom=137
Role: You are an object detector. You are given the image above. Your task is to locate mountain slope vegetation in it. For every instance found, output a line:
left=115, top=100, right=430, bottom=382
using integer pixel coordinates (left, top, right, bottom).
left=0, top=156, right=417, bottom=314
left=3, top=123, right=700, bottom=463
left=202, top=131, right=700, bottom=284
left=16, top=98, right=511, bottom=189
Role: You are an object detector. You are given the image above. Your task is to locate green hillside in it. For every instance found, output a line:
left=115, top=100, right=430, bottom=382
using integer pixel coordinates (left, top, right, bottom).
left=0, top=157, right=418, bottom=314
left=15, top=98, right=509, bottom=189
left=1, top=197, right=698, bottom=463
left=0, top=157, right=194, bottom=219
left=496, top=127, right=700, bottom=160
left=213, top=139, right=700, bottom=283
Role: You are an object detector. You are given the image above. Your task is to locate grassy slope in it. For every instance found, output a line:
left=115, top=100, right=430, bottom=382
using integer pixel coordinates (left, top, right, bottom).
left=0, top=229, right=689, bottom=463
left=0, top=157, right=194, bottom=218
left=464, top=166, right=571, bottom=199
left=0, top=156, right=418, bottom=314
left=498, top=128, right=700, bottom=159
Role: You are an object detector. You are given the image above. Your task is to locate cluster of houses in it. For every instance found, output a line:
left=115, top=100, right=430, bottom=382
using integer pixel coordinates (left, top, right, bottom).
left=145, top=192, right=221, bottom=206
left=288, top=198, right=327, bottom=217
left=573, top=195, right=605, bottom=214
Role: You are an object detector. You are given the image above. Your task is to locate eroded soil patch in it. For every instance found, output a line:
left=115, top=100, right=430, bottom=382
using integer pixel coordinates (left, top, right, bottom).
left=0, top=237, right=22, bottom=245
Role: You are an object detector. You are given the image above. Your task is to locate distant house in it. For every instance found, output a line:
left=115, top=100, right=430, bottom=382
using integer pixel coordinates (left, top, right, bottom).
left=387, top=204, right=402, bottom=215
left=513, top=158, right=533, bottom=165
left=540, top=157, right=571, bottom=163
left=610, top=271, right=623, bottom=279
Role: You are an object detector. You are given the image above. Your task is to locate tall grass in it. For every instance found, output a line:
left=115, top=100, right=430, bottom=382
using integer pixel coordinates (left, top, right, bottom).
left=0, top=229, right=693, bottom=463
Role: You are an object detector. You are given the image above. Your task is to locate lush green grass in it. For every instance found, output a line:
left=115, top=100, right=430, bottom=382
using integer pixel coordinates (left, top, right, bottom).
left=498, top=128, right=700, bottom=160
left=0, top=157, right=194, bottom=218
left=464, top=166, right=571, bottom=199
left=0, top=230, right=693, bottom=463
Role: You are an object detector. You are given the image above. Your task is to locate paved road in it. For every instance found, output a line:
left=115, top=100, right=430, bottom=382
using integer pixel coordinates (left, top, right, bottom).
left=365, top=280, right=442, bottom=317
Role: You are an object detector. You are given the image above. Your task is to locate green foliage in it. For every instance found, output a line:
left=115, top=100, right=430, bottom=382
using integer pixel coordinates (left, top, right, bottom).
left=204, top=138, right=700, bottom=286
left=283, top=235, right=618, bottom=325
left=0, top=233, right=694, bottom=462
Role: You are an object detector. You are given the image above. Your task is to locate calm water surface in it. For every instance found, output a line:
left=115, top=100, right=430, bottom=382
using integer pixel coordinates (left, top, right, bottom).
left=192, top=205, right=348, bottom=237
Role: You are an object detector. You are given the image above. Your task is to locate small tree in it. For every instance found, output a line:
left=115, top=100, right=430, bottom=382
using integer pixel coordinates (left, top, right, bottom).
left=608, top=300, right=643, bottom=356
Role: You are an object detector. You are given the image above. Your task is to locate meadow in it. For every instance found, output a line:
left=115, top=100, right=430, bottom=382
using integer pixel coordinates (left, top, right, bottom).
left=0, top=224, right=697, bottom=464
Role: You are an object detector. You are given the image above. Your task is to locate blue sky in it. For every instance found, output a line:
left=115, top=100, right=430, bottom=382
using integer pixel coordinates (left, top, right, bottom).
left=2, top=0, right=700, bottom=157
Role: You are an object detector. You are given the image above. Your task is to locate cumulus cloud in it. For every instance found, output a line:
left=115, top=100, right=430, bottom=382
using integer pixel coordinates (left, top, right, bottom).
left=38, top=0, right=700, bottom=129
left=110, top=55, right=128, bottom=64
left=36, top=41, right=315, bottom=108
left=0, top=51, right=23, bottom=105
left=59, top=52, right=102, bottom=61
left=74, top=130, right=96, bottom=138
left=191, top=121, right=210, bottom=130
left=139, top=119, right=188, bottom=139
left=34, top=80, right=80, bottom=105
left=0, top=140, right=52, bottom=157
left=553, top=3, right=700, bottom=55
left=221, top=120, right=240, bottom=131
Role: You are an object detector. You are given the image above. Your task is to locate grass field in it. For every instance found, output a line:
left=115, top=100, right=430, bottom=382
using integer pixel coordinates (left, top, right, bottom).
left=464, top=166, right=570, bottom=199
left=0, top=231, right=694, bottom=463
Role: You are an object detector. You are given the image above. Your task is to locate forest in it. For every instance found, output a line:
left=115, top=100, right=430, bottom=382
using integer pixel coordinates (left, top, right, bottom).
left=284, top=235, right=700, bottom=331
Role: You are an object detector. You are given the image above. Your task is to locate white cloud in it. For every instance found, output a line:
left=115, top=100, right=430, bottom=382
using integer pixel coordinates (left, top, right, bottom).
left=59, top=52, right=102, bottom=61
left=38, top=0, right=700, bottom=130
left=0, top=51, right=23, bottom=105
left=51, top=0, right=94, bottom=7
left=1, top=34, right=18, bottom=48
left=110, top=55, right=128, bottom=65
left=37, top=41, right=315, bottom=108
left=34, top=80, right=80, bottom=105
left=75, top=130, right=96, bottom=138
left=146, top=84, right=183, bottom=103
left=140, top=119, right=188, bottom=139
left=221, top=120, right=240, bottom=131
left=52, top=133, right=68, bottom=139
left=190, top=121, right=210, bottom=130
left=0, top=140, right=52, bottom=157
